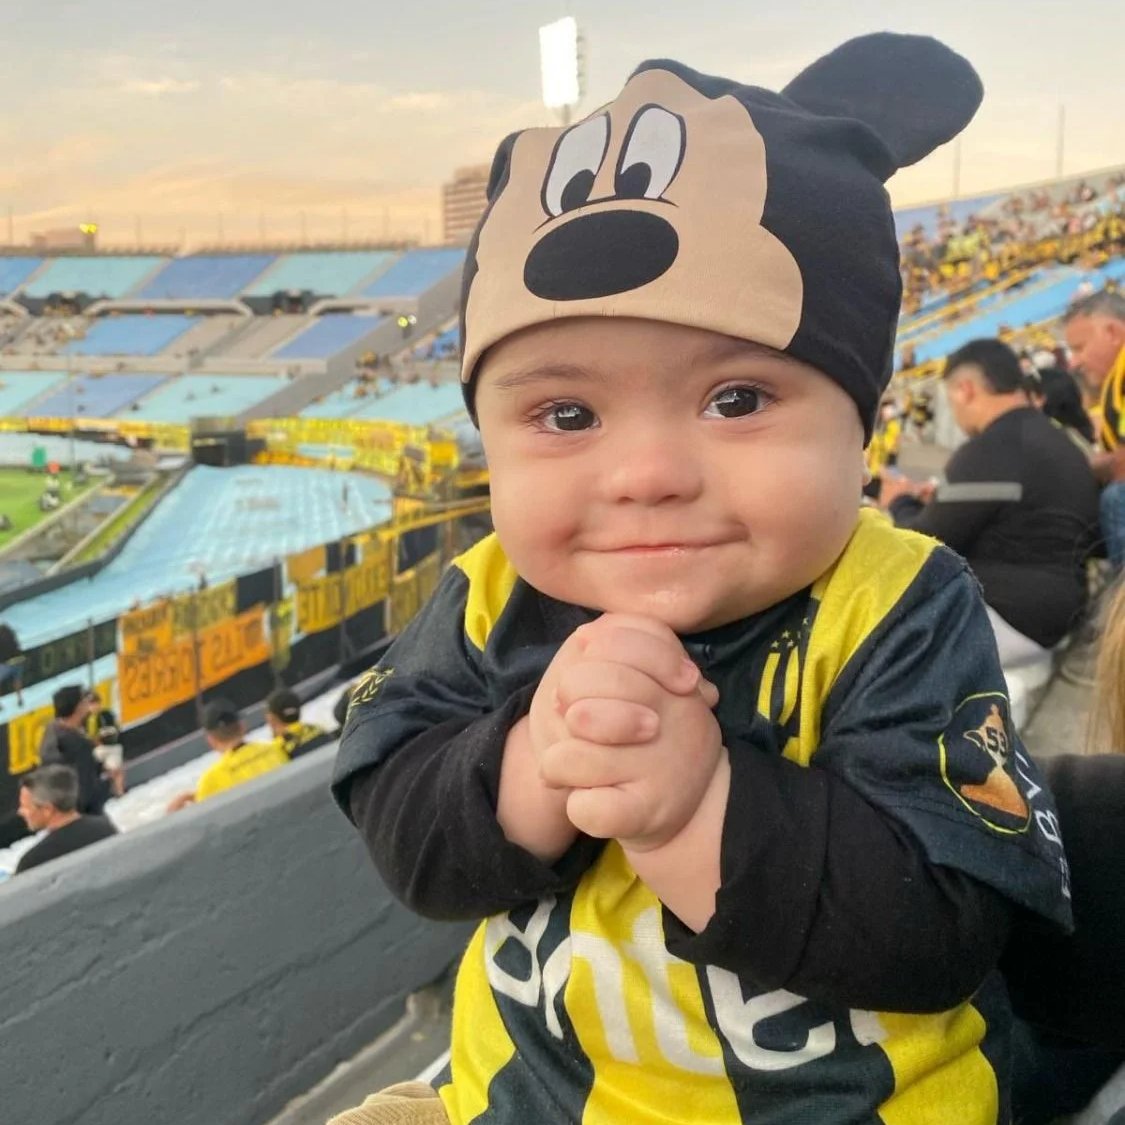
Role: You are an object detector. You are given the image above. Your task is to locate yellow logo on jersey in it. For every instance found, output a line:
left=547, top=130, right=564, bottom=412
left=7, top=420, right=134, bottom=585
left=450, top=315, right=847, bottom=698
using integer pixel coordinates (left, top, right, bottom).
left=940, top=693, right=1031, bottom=833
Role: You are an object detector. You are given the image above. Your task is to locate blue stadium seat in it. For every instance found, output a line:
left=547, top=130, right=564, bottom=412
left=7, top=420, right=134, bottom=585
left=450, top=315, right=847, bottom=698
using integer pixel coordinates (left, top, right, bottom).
left=28, top=373, right=168, bottom=418
left=23, top=257, right=165, bottom=299
left=134, top=255, right=276, bottom=300
left=271, top=315, right=384, bottom=360
left=0, top=371, right=68, bottom=415
left=125, top=374, right=289, bottom=421
left=350, top=381, right=466, bottom=425
left=358, top=248, right=465, bottom=299
left=243, top=252, right=397, bottom=298
left=63, top=315, right=199, bottom=356
left=0, top=258, right=42, bottom=296
left=909, top=268, right=1080, bottom=364
left=0, top=465, right=393, bottom=648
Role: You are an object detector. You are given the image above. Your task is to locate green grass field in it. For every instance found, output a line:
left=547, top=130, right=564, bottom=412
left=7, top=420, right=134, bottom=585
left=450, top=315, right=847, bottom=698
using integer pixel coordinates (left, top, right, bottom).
left=0, top=468, right=95, bottom=550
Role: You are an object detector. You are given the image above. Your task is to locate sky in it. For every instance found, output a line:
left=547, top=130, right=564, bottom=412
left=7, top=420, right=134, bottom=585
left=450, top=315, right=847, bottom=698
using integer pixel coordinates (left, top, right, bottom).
left=4, top=0, right=1121, bottom=248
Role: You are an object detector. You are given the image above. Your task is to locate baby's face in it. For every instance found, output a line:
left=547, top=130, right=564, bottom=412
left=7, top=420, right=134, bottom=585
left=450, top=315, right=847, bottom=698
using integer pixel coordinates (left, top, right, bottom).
left=475, top=318, right=865, bottom=632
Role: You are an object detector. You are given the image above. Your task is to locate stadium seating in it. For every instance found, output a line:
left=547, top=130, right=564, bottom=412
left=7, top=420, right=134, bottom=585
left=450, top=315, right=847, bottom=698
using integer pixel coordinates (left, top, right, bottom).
left=0, top=371, right=68, bottom=416
left=63, top=314, right=199, bottom=356
left=271, top=314, right=384, bottom=360
left=0, top=258, right=42, bottom=296
left=910, top=268, right=1081, bottom=364
left=0, top=464, right=393, bottom=647
left=357, top=248, right=465, bottom=299
left=892, top=193, right=1003, bottom=241
left=243, top=251, right=398, bottom=298
left=350, top=381, right=466, bottom=425
left=28, top=373, right=167, bottom=418
left=124, top=374, right=290, bottom=421
left=22, top=256, right=165, bottom=300
left=134, top=255, right=276, bottom=301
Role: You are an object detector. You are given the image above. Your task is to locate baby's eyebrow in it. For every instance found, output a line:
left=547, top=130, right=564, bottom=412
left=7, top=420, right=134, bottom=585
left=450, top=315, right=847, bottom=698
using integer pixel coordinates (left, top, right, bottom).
left=489, top=363, right=606, bottom=392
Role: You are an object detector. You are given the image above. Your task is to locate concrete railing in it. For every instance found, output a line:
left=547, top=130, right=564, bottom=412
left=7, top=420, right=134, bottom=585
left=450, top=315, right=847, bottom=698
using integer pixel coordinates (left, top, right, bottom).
left=0, top=745, right=471, bottom=1125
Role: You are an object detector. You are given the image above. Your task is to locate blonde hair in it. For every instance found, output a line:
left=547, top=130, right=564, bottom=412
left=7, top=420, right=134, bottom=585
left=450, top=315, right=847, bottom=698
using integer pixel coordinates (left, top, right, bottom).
left=1094, top=580, right=1125, bottom=752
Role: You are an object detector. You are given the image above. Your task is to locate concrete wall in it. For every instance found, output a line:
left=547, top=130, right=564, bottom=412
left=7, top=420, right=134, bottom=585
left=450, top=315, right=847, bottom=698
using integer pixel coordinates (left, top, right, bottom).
left=0, top=745, right=471, bottom=1125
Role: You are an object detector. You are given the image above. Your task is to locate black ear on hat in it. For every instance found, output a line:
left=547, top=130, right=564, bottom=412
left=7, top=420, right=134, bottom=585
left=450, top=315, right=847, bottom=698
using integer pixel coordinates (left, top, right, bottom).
left=782, top=33, right=983, bottom=180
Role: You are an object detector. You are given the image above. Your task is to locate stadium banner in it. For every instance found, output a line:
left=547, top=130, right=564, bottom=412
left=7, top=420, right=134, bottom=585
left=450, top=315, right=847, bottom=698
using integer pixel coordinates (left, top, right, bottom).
left=119, top=607, right=270, bottom=724
left=286, top=545, right=326, bottom=585
left=295, top=551, right=390, bottom=636
left=120, top=601, right=174, bottom=656
left=0, top=418, right=28, bottom=433
left=117, top=420, right=191, bottom=452
left=387, top=566, right=421, bottom=636
left=5, top=677, right=115, bottom=777
left=24, top=417, right=72, bottom=434
left=21, top=620, right=118, bottom=688
left=171, top=581, right=236, bottom=638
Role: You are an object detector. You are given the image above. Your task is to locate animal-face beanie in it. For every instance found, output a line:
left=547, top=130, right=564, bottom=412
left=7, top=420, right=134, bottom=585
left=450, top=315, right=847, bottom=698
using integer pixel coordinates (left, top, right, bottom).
left=459, top=33, right=982, bottom=438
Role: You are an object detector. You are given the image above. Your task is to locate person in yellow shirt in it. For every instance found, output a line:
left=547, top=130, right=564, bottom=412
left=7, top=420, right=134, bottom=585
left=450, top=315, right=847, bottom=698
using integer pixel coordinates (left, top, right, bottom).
left=166, top=700, right=288, bottom=812
left=265, top=688, right=330, bottom=761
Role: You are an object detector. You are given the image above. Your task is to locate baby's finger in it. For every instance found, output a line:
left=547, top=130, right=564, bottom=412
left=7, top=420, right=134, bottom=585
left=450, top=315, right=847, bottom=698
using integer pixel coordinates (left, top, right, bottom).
left=555, top=660, right=665, bottom=713
left=699, top=678, right=720, bottom=709
left=563, top=697, right=659, bottom=745
left=566, top=784, right=650, bottom=842
left=539, top=739, right=633, bottom=791
left=581, top=624, right=699, bottom=695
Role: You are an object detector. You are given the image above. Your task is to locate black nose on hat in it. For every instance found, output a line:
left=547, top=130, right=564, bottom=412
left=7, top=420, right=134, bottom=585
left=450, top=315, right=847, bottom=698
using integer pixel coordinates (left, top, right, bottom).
left=523, top=210, right=679, bottom=301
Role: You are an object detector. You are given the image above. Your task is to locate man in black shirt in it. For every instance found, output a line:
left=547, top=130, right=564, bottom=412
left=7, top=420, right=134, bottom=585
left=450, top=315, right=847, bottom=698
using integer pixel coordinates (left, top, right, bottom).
left=883, top=338, right=1100, bottom=664
left=39, top=685, right=119, bottom=815
left=15, top=764, right=117, bottom=874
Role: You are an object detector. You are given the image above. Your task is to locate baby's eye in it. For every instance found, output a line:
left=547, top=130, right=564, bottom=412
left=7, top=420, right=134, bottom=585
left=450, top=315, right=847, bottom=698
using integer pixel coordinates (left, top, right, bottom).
left=537, top=402, right=598, bottom=432
left=705, top=385, right=770, bottom=419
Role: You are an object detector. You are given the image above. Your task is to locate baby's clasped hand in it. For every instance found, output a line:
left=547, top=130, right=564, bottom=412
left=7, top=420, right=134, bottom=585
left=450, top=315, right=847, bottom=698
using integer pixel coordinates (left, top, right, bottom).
left=532, top=614, right=724, bottom=852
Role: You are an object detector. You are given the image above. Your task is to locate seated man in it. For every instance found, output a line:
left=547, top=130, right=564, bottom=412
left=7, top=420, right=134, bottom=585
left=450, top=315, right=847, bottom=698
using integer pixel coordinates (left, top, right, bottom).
left=883, top=338, right=1101, bottom=665
left=39, top=685, right=120, bottom=815
left=15, top=764, right=118, bottom=874
left=264, top=688, right=330, bottom=760
left=166, top=699, right=289, bottom=813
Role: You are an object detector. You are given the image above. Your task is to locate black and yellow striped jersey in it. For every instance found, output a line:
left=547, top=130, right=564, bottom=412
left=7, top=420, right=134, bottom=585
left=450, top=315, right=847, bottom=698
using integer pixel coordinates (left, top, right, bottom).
left=335, top=510, right=1071, bottom=1125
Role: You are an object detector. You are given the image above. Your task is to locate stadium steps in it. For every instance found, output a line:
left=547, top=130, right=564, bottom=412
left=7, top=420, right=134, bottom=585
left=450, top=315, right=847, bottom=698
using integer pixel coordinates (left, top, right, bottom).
left=161, top=313, right=246, bottom=359
left=215, top=315, right=312, bottom=360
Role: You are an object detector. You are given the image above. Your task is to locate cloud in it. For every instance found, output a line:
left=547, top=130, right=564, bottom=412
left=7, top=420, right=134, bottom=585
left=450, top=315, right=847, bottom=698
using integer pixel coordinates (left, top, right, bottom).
left=388, top=91, right=455, bottom=113
left=118, top=78, right=201, bottom=96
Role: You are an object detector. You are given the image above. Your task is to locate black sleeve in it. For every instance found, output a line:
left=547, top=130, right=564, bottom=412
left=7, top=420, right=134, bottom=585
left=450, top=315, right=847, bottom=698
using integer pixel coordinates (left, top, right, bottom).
left=893, top=440, right=1013, bottom=556
left=665, top=746, right=1011, bottom=1013
left=668, top=552, right=1071, bottom=1013
left=1002, top=754, right=1125, bottom=1049
left=333, top=560, right=602, bottom=919
left=348, top=684, right=604, bottom=921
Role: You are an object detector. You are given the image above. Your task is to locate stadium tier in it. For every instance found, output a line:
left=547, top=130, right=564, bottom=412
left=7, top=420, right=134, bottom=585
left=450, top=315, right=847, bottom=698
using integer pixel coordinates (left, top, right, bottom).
left=27, top=372, right=167, bottom=418
left=350, top=381, right=465, bottom=424
left=133, top=254, right=276, bottom=301
left=124, top=373, right=290, bottom=420
left=242, top=251, right=397, bottom=298
left=270, top=314, right=384, bottom=359
left=0, top=464, right=393, bottom=647
left=0, top=370, right=67, bottom=415
left=357, top=247, right=466, bottom=299
left=21, top=256, right=166, bottom=300
left=0, top=257, right=42, bottom=296
left=892, top=193, right=1003, bottom=241
left=0, top=432, right=133, bottom=467
left=63, top=314, right=199, bottom=356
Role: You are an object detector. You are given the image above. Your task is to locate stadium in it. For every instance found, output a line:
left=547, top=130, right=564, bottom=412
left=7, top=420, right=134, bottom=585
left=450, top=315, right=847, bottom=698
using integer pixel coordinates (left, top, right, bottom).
left=3, top=18, right=1125, bottom=1125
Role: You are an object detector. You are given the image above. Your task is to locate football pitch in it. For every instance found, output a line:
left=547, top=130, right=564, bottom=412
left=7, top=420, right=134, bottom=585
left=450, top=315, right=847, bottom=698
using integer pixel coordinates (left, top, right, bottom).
left=0, top=468, right=94, bottom=550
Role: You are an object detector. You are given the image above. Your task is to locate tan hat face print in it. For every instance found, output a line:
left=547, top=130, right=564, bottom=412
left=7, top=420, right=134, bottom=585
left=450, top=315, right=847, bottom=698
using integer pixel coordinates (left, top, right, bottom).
left=462, top=68, right=805, bottom=383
